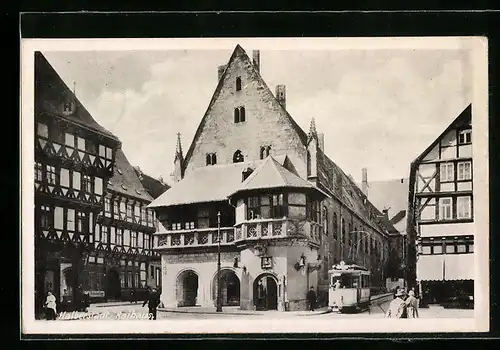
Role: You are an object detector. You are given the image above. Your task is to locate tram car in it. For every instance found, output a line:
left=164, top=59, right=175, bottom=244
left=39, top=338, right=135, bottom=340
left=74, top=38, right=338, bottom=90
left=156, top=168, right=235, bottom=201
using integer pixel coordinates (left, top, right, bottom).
left=328, top=261, right=371, bottom=313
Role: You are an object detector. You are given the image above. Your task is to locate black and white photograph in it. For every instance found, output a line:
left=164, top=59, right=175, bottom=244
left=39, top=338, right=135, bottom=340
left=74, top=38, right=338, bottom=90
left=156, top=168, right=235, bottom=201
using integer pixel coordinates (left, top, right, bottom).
left=21, top=37, right=489, bottom=334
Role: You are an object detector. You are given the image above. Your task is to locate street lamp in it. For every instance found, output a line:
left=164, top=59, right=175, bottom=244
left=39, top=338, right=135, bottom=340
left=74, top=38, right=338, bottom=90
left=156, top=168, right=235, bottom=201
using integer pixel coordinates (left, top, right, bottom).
left=216, top=211, right=222, bottom=312
left=401, top=232, right=408, bottom=290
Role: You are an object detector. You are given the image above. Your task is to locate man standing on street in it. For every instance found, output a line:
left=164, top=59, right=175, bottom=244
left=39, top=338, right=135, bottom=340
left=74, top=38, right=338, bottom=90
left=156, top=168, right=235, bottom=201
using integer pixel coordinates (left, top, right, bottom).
left=385, top=288, right=407, bottom=318
left=143, top=288, right=160, bottom=320
left=306, top=286, right=317, bottom=311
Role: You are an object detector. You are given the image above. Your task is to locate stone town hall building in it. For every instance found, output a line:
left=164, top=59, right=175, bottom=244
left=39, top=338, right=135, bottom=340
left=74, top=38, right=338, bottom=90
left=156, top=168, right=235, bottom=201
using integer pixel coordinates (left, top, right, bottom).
left=150, top=45, right=397, bottom=311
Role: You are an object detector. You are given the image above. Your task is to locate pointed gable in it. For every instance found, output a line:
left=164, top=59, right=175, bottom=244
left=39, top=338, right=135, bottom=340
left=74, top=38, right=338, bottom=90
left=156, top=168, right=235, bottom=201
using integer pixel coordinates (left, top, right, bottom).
left=412, top=103, right=472, bottom=164
left=182, top=45, right=308, bottom=175
left=232, top=156, right=323, bottom=196
left=35, top=51, right=119, bottom=142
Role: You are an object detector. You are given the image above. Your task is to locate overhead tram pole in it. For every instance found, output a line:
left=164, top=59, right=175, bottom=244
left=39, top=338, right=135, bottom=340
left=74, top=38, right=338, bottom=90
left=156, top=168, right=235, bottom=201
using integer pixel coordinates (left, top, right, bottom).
left=216, top=211, right=222, bottom=312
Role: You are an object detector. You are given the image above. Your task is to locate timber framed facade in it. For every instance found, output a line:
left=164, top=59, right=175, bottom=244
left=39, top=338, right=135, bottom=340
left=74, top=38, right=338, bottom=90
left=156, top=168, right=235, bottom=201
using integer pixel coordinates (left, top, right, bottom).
left=407, top=104, right=474, bottom=307
left=34, top=52, right=169, bottom=318
left=34, top=52, right=121, bottom=317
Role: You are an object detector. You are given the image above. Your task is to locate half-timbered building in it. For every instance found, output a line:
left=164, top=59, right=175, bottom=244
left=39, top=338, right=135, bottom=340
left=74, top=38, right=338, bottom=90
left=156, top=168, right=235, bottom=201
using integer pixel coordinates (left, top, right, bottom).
left=34, top=52, right=120, bottom=317
left=407, top=104, right=474, bottom=306
left=149, top=45, right=395, bottom=311
left=88, top=148, right=163, bottom=301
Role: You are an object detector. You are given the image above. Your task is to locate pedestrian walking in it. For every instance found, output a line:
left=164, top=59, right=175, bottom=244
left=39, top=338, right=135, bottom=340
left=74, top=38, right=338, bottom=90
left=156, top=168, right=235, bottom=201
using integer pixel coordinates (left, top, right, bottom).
left=306, top=286, right=317, bottom=311
left=385, top=288, right=407, bottom=318
left=130, top=288, right=137, bottom=304
left=405, top=290, right=419, bottom=318
left=143, top=288, right=160, bottom=320
left=44, top=291, right=57, bottom=320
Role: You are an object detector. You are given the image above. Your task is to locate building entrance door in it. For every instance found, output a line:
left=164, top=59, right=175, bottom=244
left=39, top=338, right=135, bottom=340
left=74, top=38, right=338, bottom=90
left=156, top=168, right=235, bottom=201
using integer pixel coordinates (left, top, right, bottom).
left=254, top=274, right=278, bottom=311
left=177, top=270, right=199, bottom=307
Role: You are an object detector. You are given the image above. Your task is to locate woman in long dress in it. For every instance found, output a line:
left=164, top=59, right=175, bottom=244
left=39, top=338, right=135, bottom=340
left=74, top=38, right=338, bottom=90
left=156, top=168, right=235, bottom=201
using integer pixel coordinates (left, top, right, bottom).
left=405, top=290, right=419, bottom=318
left=44, top=291, right=57, bottom=320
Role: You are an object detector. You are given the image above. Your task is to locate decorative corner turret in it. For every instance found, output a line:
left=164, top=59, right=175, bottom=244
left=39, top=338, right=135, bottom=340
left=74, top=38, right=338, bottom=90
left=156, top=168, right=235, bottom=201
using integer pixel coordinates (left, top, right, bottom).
left=173, top=132, right=184, bottom=182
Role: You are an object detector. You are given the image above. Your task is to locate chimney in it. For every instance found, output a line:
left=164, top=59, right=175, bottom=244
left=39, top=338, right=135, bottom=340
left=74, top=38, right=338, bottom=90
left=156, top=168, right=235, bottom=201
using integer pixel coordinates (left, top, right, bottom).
left=318, top=133, right=325, bottom=151
left=218, top=64, right=227, bottom=81
left=382, top=208, right=390, bottom=221
left=252, top=50, right=260, bottom=72
left=276, top=85, right=286, bottom=109
left=362, top=168, right=368, bottom=197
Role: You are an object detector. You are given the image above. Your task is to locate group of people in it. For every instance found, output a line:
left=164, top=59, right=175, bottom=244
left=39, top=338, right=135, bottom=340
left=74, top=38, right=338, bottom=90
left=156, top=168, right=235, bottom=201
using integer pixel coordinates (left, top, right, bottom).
left=385, top=288, right=420, bottom=318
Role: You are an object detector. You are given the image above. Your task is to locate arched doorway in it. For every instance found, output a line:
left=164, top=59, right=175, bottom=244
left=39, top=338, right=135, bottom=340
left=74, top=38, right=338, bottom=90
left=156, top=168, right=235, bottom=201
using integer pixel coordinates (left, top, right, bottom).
left=176, top=270, right=199, bottom=307
left=212, top=269, right=241, bottom=306
left=253, top=274, right=278, bottom=311
left=106, top=268, right=121, bottom=300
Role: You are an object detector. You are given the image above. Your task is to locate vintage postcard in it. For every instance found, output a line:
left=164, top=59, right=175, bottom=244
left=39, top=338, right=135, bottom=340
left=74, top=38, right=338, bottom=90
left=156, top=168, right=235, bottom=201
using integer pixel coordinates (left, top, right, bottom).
left=21, top=37, right=489, bottom=335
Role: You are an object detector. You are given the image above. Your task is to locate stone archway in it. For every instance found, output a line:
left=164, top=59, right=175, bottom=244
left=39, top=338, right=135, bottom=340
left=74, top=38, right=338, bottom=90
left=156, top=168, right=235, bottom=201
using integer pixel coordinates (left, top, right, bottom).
left=176, top=269, right=199, bottom=307
left=212, top=269, right=241, bottom=306
left=253, top=273, right=278, bottom=311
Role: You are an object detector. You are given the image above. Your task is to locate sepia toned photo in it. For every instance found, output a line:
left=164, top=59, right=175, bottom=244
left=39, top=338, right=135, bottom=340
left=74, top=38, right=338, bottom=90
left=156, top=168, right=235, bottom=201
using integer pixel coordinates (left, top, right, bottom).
left=20, top=37, right=489, bottom=334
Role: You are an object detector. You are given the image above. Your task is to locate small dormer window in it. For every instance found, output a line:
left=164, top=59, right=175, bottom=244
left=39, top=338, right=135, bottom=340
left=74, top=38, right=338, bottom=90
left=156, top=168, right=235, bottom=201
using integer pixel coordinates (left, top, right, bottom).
left=233, top=150, right=244, bottom=163
left=206, top=153, right=217, bottom=166
left=236, top=77, right=242, bottom=91
left=121, top=184, right=127, bottom=190
left=234, top=106, right=246, bottom=123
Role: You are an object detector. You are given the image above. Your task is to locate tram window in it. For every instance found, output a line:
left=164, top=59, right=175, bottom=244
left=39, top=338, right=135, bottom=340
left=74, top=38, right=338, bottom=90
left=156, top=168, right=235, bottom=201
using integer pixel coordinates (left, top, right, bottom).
left=352, top=276, right=360, bottom=288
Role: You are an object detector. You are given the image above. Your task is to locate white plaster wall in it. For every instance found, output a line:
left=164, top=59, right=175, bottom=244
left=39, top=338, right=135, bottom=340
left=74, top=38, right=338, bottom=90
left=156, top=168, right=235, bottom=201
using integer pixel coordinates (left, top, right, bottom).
left=420, top=222, right=474, bottom=238
left=160, top=251, right=240, bottom=308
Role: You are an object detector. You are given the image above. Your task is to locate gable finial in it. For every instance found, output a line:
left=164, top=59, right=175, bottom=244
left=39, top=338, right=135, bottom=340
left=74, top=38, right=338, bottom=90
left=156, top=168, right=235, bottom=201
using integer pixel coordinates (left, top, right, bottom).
left=73, top=81, right=76, bottom=96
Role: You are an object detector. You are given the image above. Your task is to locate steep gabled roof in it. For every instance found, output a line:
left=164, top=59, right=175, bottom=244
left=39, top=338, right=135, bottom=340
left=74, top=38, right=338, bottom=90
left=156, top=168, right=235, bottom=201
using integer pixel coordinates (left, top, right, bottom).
left=35, top=51, right=119, bottom=142
left=133, top=167, right=170, bottom=200
left=182, top=45, right=308, bottom=168
left=406, top=103, right=472, bottom=233
left=108, top=149, right=154, bottom=202
left=229, top=155, right=328, bottom=198
left=412, top=103, right=472, bottom=165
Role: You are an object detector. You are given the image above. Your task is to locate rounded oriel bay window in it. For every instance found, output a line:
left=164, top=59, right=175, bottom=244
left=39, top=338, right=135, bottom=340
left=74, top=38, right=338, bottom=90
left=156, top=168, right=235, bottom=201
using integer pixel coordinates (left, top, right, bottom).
left=233, top=191, right=323, bottom=223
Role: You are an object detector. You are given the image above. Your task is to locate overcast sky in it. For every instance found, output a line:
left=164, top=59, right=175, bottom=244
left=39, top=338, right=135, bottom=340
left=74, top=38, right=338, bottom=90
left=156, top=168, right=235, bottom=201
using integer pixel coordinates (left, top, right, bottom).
left=43, top=46, right=472, bottom=185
